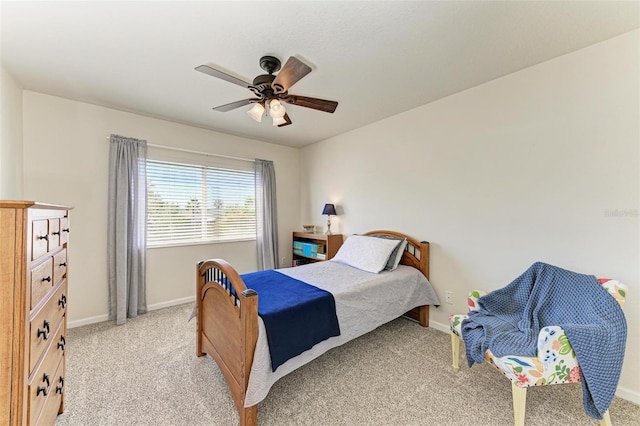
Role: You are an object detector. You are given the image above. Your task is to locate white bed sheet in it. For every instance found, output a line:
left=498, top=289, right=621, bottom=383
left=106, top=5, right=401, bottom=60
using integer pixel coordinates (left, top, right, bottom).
left=244, top=261, right=440, bottom=407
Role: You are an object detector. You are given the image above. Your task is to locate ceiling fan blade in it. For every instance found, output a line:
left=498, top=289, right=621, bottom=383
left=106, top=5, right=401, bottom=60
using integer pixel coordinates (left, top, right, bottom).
left=195, top=65, right=252, bottom=89
left=283, top=95, right=338, bottom=113
left=271, top=57, right=312, bottom=94
left=278, top=113, right=292, bottom=127
left=212, top=98, right=260, bottom=112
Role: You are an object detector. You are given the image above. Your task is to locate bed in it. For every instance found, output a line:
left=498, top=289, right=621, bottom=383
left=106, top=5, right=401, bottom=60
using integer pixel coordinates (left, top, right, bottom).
left=195, top=230, right=439, bottom=425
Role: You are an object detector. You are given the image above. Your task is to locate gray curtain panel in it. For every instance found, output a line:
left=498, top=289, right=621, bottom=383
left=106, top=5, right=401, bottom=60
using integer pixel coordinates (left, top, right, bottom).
left=255, top=159, right=279, bottom=270
left=108, top=134, right=147, bottom=325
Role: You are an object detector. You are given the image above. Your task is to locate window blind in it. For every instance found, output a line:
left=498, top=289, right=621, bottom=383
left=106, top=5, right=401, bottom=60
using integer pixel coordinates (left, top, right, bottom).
left=147, top=158, right=256, bottom=246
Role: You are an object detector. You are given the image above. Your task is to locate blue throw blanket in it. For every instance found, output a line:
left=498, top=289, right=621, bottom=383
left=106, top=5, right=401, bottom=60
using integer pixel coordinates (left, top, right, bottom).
left=241, top=270, right=341, bottom=372
left=461, top=262, right=627, bottom=419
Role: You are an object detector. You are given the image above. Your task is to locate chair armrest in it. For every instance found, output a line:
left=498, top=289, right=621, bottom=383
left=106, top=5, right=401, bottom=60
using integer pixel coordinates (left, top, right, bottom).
left=598, top=279, right=628, bottom=308
left=467, top=290, right=488, bottom=312
left=449, top=290, right=488, bottom=336
left=449, top=314, right=467, bottom=336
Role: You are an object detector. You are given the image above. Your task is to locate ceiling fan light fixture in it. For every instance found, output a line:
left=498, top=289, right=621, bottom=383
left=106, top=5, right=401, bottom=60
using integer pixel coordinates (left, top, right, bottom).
left=269, top=99, right=286, bottom=119
left=247, top=103, right=265, bottom=122
left=272, top=116, right=287, bottom=126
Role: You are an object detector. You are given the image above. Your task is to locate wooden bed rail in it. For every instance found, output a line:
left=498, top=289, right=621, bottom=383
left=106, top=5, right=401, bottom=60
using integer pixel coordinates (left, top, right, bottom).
left=196, top=259, right=259, bottom=425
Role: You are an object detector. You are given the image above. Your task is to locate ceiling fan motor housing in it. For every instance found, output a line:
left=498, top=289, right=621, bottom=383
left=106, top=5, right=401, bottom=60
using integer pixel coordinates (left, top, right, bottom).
left=259, top=56, right=281, bottom=74
left=252, top=74, right=276, bottom=86
left=251, top=74, right=277, bottom=98
left=251, top=56, right=282, bottom=98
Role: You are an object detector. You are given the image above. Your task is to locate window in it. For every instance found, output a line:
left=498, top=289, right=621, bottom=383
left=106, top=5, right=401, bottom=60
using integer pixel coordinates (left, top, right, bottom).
left=146, top=156, right=256, bottom=246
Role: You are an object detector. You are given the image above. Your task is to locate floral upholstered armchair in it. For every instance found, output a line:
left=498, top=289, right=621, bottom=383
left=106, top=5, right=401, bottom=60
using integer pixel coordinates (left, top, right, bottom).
left=449, top=279, right=628, bottom=426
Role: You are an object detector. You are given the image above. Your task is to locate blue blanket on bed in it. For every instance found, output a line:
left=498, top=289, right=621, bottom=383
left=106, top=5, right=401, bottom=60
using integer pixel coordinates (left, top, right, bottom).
left=241, top=270, right=341, bottom=372
left=461, top=262, right=627, bottom=420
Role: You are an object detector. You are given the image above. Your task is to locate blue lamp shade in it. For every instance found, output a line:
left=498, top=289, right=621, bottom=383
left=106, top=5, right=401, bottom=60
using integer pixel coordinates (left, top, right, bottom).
left=322, top=204, right=337, bottom=216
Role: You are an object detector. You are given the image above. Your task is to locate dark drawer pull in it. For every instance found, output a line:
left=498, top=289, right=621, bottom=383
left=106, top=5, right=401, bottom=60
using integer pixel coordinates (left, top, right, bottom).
left=37, top=320, right=50, bottom=340
left=52, top=231, right=61, bottom=236
left=62, top=228, right=70, bottom=233
left=42, top=373, right=50, bottom=387
left=55, top=376, right=64, bottom=395
left=58, top=294, right=67, bottom=308
left=36, top=386, right=48, bottom=397
left=58, top=335, right=66, bottom=351
left=42, top=276, right=51, bottom=283
left=59, top=262, right=67, bottom=267
left=38, top=235, right=49, bottom=241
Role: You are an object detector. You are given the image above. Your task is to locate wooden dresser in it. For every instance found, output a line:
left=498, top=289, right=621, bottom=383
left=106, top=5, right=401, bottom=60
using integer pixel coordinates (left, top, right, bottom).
left=1, top=201, right=71, bottom=425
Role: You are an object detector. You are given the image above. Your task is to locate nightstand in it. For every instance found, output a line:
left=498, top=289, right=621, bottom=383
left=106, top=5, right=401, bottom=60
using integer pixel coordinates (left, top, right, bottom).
left=292, top=232, right=343, bottom=266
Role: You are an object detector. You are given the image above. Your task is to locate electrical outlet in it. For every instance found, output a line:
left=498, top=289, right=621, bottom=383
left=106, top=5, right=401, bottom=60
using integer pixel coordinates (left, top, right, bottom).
left=281, top=257, right=287, bottom=266
left=445, top=291, right=453, bottom=304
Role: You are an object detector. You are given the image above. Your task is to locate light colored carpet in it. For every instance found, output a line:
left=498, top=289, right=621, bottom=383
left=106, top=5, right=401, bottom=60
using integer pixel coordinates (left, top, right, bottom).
left=55, top=304, right=639, bottom=425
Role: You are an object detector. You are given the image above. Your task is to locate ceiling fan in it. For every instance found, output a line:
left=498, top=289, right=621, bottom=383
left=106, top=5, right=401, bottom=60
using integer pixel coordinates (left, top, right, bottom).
left=195, top=55, right=338, bottom=127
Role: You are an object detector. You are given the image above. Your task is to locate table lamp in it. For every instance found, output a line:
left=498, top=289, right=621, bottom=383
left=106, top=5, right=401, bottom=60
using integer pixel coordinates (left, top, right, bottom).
left=322, top=203, right=337, bottom=235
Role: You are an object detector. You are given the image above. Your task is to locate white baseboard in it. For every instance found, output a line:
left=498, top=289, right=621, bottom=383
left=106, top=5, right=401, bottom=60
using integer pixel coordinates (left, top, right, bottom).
left=146, top=295, right=195, bottom=312
left=615, top=385, right=640, bottom=405
left=428, top=319, right=450, bottom=334
left=67, top=296, right=195, bottom=329
left=67, top=313, right=109, bottom=329
left=428, top=320, right=640, bottom=404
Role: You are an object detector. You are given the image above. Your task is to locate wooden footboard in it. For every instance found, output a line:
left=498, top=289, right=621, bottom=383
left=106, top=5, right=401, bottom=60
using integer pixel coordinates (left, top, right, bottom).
left=196, top=259, right=258, bottom=426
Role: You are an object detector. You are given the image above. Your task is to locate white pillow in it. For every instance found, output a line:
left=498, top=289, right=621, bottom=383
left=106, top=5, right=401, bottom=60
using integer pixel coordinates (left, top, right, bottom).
left=330, top=235, right=400, bottom=273
left=388, top=238, right=407, bottom=271
left=371, top=235, right=407, bottom=271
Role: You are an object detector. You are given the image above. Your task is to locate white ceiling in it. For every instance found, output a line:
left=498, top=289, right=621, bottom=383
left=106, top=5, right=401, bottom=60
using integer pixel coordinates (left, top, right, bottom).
left=1, top=1, right=638, bottom=148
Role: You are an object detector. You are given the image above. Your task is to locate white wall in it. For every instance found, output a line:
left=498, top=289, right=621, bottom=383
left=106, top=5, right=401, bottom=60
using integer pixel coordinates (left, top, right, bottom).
left=21, top=92, right=300, bottom=324
left=0, top=65, right=23, bottom=199
left=301, top=30, right=640, bottom=400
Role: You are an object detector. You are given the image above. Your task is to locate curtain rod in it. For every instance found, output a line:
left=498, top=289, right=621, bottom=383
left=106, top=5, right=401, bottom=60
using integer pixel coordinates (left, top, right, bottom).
left=105, top=137, right=255, bottom=163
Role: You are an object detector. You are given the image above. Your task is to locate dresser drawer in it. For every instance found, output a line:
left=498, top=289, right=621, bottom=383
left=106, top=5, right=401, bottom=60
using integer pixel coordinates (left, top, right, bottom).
left=31, top=258, right=53, bottom=310
left=30, top=281, right=67, bottom=372
left=27, top=332, right=64, bottom=426
left=32, top=357, right=64, bottom=426
left=60, top=217, right=70, bottom=245
left=48, top=219, right=61, bottom=250
left=53, top=249, right=67, bottom=285
left=32, top=219, right=49, bottom=260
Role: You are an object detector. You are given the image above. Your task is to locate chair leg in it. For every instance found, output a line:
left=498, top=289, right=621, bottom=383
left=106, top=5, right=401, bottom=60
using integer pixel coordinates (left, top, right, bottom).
left=511, top=383, right=527, bottom=426
left=599, top=410, right=612, bottom=426
left=451, top=333, right=460, bottom=372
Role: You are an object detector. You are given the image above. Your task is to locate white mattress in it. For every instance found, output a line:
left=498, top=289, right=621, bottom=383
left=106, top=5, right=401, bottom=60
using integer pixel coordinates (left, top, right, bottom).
left=244, top=261, right=440, bottom=406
